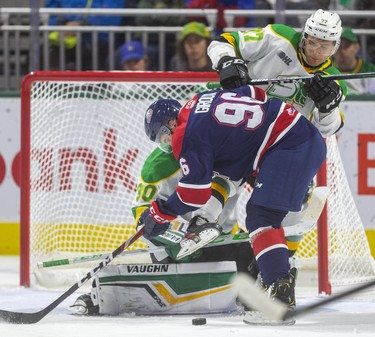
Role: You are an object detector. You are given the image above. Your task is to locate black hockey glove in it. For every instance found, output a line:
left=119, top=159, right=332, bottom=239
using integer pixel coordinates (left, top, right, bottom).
left=305, top=73, right=343, bottom=113
left=216, top=56, right=252, bottom=90
left=138, top=199, right=175, bottom=239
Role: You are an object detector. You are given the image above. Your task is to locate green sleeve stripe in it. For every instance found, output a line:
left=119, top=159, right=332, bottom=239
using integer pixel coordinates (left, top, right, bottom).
left=269, top=24, right=301, bottom=52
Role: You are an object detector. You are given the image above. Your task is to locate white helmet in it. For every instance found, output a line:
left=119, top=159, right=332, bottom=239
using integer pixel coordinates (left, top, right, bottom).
left=304, top=9, right=342, bottom=41
left=301, top=9, right=342, bottom=57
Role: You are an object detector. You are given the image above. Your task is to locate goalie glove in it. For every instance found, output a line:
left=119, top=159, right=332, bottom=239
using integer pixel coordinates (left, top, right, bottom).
left=138, top=199, right=176, bottom=239
left=305, top=73, right=343, bottom=113
left=216, top=56, right=252, bottom=90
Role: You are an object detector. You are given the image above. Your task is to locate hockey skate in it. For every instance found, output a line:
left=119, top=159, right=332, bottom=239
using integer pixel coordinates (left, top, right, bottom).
left=243, top=269, right=296, bottom=326
left=69, top=293, right=99, bottom=316
left=176, top=217, right=223, bottom=260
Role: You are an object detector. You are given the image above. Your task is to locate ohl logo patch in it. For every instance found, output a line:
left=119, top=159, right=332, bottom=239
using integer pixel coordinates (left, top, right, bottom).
left=277, top=50, right=292, bottom=66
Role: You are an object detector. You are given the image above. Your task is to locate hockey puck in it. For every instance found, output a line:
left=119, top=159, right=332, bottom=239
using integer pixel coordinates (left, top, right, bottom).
left=192, top=318, right=207, bottom=325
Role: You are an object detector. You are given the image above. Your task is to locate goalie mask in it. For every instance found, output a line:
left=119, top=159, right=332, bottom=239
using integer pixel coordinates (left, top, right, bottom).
left=300, top=9, right=342, bottom=62
left=144, top=99, right=181, bottom=153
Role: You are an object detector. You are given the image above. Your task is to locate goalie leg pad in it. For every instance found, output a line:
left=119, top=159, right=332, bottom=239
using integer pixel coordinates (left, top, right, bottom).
left=94, top=261, right=238, bottom=315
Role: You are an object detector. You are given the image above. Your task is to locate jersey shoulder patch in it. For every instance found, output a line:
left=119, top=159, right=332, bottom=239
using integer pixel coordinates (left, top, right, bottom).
left=141, top=148, right=180, bottom=183
left=269, top=24, right=301, bottom=51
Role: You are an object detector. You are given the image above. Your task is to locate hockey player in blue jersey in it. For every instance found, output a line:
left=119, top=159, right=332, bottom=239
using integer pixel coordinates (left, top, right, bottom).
left=206, top=9, right=345, bottom=279
left=138, top=84, right=326, bottom=323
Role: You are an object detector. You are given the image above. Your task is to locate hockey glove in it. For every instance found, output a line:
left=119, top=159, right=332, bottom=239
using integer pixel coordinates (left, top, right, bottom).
left=305, top=73, right=343, bottom=113
left=216, top=56, right=252, bottom=90
left=138, top=199, right=176, bottom=239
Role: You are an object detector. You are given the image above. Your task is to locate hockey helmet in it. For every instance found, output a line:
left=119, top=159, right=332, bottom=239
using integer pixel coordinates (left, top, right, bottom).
left=144, top=99, right=181, bottom=152
left=300, top=9, right=342, bottom=57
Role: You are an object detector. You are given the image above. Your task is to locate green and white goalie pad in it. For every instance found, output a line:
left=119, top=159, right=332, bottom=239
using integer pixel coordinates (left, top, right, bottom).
left=91, top=261, right=238, bottom=315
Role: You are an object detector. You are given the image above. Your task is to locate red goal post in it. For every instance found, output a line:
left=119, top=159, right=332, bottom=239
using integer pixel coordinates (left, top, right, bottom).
left=20, top=71, right=375, bottom=291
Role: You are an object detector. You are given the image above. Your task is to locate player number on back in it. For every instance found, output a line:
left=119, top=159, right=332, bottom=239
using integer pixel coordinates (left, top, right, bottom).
left=213, top=93, right=264, bottom=129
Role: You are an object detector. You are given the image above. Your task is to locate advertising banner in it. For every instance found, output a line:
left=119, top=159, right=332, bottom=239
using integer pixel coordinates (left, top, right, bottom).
left=0, top=98, right=374, bottom=229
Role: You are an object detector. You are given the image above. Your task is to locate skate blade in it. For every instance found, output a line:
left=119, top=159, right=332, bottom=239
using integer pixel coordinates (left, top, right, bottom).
left=243, top=311, right=296, bottom=326
left=176, top=229, right=220, bottom=260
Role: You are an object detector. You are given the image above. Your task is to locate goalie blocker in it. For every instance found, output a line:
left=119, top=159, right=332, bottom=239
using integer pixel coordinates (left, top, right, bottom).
left=74, top=261, right=238, bottom=315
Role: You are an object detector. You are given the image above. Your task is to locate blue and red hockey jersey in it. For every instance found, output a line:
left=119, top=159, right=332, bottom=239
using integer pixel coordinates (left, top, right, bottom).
left=164, top=85, right=320, bottom=216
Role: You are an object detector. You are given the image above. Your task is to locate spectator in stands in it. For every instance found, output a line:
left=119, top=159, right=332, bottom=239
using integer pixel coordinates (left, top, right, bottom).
left=169, top=22, right=213, bottom=72
left=354, top=0, right=375, bottom=62
left=332, top=27, right=375, bottom=94
left=185, top=0, right=261, bottom=34
left=44, top=0, right=125, bottom=70
left=135, top=0, right=186, bottom=70
left=117, top=41, right=149, bottom=71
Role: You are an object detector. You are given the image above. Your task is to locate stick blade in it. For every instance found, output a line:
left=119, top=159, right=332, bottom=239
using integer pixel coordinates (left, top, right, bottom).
left=0, top=309, right=44, bottom=324
left=233, top=272, right=289, bottom=321
left=302, top=186, right=329, bottom=223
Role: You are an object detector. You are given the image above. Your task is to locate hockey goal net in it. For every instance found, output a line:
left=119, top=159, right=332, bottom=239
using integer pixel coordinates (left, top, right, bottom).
left=20, top=71, right=375, bottom=291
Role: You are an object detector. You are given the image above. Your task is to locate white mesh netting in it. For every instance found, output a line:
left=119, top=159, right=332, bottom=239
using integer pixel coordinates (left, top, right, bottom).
left=22, top=73, right=375, bottom=288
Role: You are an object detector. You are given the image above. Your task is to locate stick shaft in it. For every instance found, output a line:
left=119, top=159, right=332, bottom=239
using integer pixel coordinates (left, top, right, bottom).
left=250, top=71, right=375, bottom=85
left=0, top=226, right=144, bottom=324
left=38, top=231, right=250, bottom=268
left=206, top=71, right=375, bottom=89
left=235, top=272, right=375, bottom=322
left=38, top=248, right=163, bottom=268
left=284, top=278, right=375, bottom=320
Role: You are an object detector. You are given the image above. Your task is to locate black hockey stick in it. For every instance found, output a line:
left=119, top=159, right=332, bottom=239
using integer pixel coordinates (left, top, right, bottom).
left=234, top=272, right=375, bottom=322
left=0, top=226, right=145, bottom=324
left=37, top=231, right=250, bottom=268
left=206, top=71, right=375, bottom=89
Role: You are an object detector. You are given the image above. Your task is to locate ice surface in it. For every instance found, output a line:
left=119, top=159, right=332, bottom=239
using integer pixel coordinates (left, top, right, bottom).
left=1, top=256, right=375, bottom=337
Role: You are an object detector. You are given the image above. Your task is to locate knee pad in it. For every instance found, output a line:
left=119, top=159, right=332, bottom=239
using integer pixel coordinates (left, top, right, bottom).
left=246, top=203, right=288, bottom=233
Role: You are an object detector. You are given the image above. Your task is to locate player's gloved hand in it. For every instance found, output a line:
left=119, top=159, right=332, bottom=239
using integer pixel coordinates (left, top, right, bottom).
left=138, top=199, right=176, bottom=239
left=305, top=73, right=343, bottom=113
left=216, top=56, right=252, bottom=90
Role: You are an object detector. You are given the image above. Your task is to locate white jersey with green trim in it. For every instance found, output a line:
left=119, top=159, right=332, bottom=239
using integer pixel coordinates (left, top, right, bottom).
left=208, top=24, right=346, bottom=137
left=132, top=147, right=239, bottom=233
